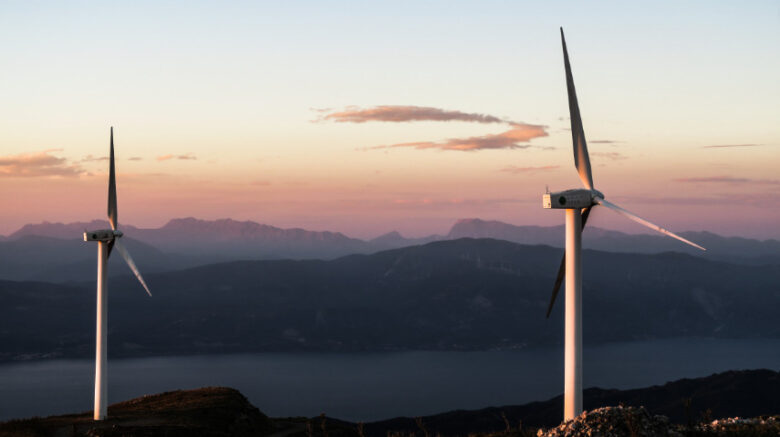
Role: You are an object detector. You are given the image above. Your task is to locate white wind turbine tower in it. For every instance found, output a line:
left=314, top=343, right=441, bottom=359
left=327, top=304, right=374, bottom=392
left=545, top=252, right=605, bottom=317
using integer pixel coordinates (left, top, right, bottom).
left=83, top=127, right=152, bottom=420
left=543, top=29, right=706, bottom=422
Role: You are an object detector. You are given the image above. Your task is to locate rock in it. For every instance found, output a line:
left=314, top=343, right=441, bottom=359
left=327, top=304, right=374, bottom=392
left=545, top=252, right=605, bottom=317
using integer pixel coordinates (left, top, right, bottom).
left=536, top=406, right=682, bottom=437
left=695, top=415, right=780, bottom=436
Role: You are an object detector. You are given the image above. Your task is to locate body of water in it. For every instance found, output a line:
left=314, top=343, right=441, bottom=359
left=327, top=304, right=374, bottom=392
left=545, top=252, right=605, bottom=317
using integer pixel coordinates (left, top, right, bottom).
left=0, top=338, right=778, bottom=422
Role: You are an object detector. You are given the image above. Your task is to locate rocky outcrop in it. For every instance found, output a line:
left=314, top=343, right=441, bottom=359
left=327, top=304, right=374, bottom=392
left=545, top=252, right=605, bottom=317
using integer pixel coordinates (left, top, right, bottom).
left=535, top=406, right=780, bottom=437
left=537, top=406, right=681, bottom=437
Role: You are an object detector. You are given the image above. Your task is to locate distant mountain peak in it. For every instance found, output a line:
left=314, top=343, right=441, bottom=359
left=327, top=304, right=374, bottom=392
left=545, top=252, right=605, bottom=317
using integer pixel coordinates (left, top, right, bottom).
left=161, top=217, right=279, bottom=233
left=9, top=220, right=111, bottom=240
left=448, top=218, right=549, bottom=239
left=371, top=231, right=404, bottom=242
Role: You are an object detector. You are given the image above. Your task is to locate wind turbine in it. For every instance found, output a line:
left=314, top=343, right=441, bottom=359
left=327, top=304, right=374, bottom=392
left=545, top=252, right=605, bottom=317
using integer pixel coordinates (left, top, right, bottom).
left=543, top=29, right=705, bottom=422
left=83, top=127, right=152, bottom=420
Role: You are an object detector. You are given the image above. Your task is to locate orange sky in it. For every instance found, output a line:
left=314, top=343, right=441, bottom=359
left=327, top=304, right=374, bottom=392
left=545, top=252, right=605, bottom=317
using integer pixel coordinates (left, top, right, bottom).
left=1, top=2, right=778, bottom=239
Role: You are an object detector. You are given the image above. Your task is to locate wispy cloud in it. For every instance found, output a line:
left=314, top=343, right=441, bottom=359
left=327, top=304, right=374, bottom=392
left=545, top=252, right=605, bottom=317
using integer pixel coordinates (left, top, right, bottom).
left=389, top=197, right=522, bottom=209
left=157, top=153, right=197, bottom=162
left=590, top=140, right=623, bottom=144
left=372, top=124, right=548, bottom=152
left=702, top=143, right=764, bottom=149
left=0, top=150, right=84, bottom=178
left=324, top=105, right=549, bottom=152
left=321, top=105, right=506, bottom=124
left=500, top=165, right=559, bottom=174
left=611, top=192, right=780, bottom=207
left=128, top=157, right=143, bottom=161
left=591, top=151, right=627, bottom=160
left=81, top=155, right=108, bottom=162
left=674, top=176, right=780, bottom=185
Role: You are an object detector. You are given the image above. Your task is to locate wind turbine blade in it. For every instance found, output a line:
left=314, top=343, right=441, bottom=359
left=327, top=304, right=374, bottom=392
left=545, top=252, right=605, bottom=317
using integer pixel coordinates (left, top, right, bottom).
left=561, top=28, right=594, bottom=190
left=107, top=127, right=118, bottom=231
left=546, top=255, right=566, bottom=318
left=594, top=197, right=706, bottom=251
left=546, top=207, right=592, bottom=318
left=114, top=238, right=152, bottom=297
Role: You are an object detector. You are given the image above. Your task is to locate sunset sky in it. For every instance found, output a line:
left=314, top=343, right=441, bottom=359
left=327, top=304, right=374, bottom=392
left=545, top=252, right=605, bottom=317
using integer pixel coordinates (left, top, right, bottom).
left=1, top=1, right=778, bottom=239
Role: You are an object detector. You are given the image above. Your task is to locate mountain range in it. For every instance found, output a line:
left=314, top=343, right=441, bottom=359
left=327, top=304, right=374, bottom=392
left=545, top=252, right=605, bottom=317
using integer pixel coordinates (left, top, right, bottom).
left=2, top=238, right=777, bottom=361
left=1, top=217, right=778, bottom=282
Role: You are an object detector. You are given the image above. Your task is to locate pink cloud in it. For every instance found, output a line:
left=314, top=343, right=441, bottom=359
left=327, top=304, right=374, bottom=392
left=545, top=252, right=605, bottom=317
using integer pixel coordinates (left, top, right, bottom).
left=81, top=155, right=108, bottom=162
left=591, top=151, right=627, bottom=160
left=501, top=165, right=560, bottom=174
left=389, top=197, right=521, bottom=209
left=0, top=150, right=84, bottom=178
left=157, top=153, right=197, bottom=162
left=373, top=124, right=548, bottom=152
left=322, top=105, right=506, bottom=124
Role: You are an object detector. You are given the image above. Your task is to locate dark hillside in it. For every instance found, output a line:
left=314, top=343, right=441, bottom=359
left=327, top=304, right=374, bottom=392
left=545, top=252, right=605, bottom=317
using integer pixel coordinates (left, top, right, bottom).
left=1, top=238, right=778, bottom=360
left=361, top=369, right=780, bottom=435
left=2, top=369, right=777, bottom=437
left=0, top=387, right=273, bottom=437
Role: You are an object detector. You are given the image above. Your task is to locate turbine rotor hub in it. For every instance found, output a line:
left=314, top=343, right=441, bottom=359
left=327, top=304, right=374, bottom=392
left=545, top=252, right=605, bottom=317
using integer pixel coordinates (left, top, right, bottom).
left=543, top=188, right=596, bottom=209
left=83, top=229, right=123, bottom=242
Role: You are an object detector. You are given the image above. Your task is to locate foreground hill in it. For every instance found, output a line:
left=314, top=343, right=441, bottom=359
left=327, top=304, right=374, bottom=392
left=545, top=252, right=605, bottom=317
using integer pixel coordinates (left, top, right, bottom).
left=0, top=238, right=778, bottom=360
left=2, top=369, right=778, bottom=437
left=0, top=387, right=273, bottom=437
left=360, top=369, right=780, bottom=435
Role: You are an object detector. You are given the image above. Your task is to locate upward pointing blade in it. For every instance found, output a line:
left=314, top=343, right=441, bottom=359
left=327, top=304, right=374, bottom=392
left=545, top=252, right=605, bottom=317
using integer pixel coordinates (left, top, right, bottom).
left=114, top=238, right=152, bottom=297
left=108, top=127, right=117, bottom=231
left=546, top=206, right=592, bottom=318
left=594, top=197, right=706, bottom=251
left=561, top=28, right=594, bottom=190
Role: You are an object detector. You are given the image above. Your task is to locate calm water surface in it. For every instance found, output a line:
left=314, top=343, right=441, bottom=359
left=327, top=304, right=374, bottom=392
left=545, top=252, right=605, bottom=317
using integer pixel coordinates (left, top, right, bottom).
left=0, top=338, right=778, bottom=422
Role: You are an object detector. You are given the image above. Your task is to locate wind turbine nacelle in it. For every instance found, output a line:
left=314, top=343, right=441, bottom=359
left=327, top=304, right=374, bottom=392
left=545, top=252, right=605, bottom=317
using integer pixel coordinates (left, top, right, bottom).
left=83, top=230, right=123, bottom=242
left=543, top=189, right=597, bottom=209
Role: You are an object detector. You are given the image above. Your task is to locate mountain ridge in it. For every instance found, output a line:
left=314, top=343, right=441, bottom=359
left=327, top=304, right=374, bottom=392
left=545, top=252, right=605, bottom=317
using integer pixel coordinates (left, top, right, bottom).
left=1, top=238, right=777, bottom=361
left=1, top=217, right=778, bottom=283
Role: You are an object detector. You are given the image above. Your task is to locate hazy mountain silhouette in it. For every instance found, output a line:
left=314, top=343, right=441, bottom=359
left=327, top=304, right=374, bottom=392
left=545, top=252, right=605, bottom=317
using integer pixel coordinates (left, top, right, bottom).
left=1, top=238, right=777, bottom=361
left=0, top=234, right=202, bottom=282
left=9, top=220, right=140, bottom=239
left=1, top=218, right=370, bottom=281
left=8, top=218, right=365, bottom=259
left=448, top=218, right=780, bottom=264
left=2, top=218, right=778, bottom=283
left=369, top=230, right=444, bottom=249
